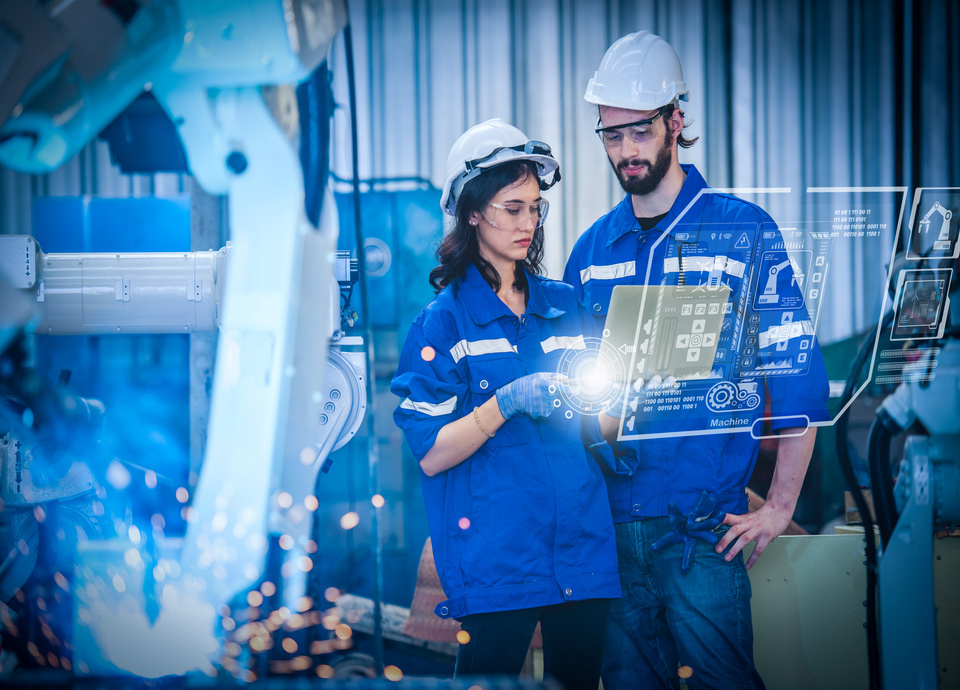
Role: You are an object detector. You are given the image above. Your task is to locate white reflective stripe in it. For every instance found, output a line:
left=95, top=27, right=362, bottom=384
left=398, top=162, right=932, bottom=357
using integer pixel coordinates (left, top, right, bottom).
left=758, top=320, right=815, bottom=348
left=449, top=338, right=517, bottom=363
left=664, top=255, right=746, bottom=279
left=541, top=335, right=586, bottom=354
left=580, top=261, right=636, bottom=284
left=400, top=394, right=458, bottom=417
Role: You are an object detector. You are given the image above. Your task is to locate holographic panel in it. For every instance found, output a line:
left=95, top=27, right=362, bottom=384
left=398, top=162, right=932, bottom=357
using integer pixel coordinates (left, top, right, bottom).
left=613, top=187, right=908, bottom=442
left=891, top=269, right=952, bottom=341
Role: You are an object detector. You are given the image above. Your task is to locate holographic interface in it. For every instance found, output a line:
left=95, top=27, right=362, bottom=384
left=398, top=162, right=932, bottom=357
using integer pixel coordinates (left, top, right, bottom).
left=572, top=187, right=916, bottom=442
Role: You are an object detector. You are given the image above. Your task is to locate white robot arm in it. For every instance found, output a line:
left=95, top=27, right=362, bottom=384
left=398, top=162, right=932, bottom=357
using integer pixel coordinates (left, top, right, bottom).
left=1, top=0, right=353, bottom=676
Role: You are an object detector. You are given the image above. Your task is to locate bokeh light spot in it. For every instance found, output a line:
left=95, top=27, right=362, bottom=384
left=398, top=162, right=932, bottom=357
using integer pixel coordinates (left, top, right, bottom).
left=678, top=665, right=693, bottom=679
left=175, top=487, right=189, bottom=503
left=384, top=665, right=403, bottom=681
left=247, top=591, right=264, bottom=607
left=340, top=512, right=360, bottom=530
left=277, top=492, right=293, bottom=509
left=261, top=582, right=276, bottom=597
left=458, top=517, right=471, bottom=530
left=456, top=630, right=471, bottom=645
left=371, top=494, right=385, bottom=508
left=324, top=587, right=340, bottom=603
left=106, top=460, right=131, bottom=490
left=420, top=346, right=436, bottom=362
left=297, top=596, right=315, bottom=612
left=304, top=495, right=319, bottom=511
left=281, top=638, right=297, bottom=653
left=334, top=624, right=352, bottom=640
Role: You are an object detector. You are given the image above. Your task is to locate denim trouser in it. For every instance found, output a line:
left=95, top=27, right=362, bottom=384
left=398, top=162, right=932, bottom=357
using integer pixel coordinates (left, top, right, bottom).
left=454, top=598, right=610, bottom=690
left=601, top=517, right=765, bottom=690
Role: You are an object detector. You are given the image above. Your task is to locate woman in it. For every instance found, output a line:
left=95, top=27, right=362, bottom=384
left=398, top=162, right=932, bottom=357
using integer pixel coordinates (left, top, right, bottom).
left=391, top=119, right=620, bottom=689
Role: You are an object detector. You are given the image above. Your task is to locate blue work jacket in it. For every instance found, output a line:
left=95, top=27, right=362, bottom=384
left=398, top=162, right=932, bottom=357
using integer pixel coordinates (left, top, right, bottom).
left=563, top=165, right=830, bottom=522
left=392, top=264, right=621, bottom=619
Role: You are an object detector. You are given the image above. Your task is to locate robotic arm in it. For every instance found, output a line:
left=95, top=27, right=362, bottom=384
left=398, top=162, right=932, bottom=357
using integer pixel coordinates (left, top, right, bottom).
left=1, top=0, right=354, bottom=677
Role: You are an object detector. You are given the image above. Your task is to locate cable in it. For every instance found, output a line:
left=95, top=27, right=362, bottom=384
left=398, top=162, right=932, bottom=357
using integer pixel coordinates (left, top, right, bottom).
left=866, top=410, right=902, bottom=547
left=341, top=12, right=385, bottom=674
left=834, top=309, right=895, bottom=690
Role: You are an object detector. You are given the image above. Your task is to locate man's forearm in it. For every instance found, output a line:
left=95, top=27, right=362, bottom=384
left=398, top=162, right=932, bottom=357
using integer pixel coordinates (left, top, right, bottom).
left=766, top=427, right=818, bottom=517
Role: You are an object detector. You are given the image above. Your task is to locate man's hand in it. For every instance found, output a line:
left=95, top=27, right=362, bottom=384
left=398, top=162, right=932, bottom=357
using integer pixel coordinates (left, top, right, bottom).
left=716, top=503, right=794, bottom=569
left=718, top=427, right=817, bottom=569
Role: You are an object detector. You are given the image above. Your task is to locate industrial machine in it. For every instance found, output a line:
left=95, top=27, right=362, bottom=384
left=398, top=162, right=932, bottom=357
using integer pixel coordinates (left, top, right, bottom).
left=0, top=0, right=372, bottom=679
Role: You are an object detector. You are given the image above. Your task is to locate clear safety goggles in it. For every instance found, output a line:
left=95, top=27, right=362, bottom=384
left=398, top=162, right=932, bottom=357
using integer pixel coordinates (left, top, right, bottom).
left=464, top=140, right=555, bottom=173
left=595, top=108, right=667, bottom=147
left=482, top=198, right=550, bottom=230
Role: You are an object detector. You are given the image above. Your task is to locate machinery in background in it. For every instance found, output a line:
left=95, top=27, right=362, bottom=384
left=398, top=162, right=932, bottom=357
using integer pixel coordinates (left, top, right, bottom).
left=835, top=236, right=960, bottom=689
left=0, top=235, right=367, bottom=674
left=872, top=338, right=959, bottom=690
left=0, top=0, right=365, bottom=678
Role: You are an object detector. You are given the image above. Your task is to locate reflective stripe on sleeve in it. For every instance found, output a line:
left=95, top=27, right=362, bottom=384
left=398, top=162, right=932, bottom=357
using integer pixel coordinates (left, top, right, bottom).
left=541, top=335, right=586, bottom=354
left=449, top=338, right=518, bottom=363
left=580, top=261, right=636, bottom=284
left=400, top=395, right=458, bottom=417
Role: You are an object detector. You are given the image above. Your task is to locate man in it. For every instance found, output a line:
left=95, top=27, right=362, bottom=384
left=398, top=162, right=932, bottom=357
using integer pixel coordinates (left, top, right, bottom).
left=563, top=31, right=830, bottom=689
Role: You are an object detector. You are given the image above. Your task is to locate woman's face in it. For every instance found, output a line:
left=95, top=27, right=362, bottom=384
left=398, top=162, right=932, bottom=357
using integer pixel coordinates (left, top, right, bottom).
left=469, top=174, right=543, bottom=274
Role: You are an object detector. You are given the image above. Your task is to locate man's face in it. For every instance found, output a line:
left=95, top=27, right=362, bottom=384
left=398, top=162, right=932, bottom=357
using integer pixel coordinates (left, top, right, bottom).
left=599, top=106, right=675, bottom=197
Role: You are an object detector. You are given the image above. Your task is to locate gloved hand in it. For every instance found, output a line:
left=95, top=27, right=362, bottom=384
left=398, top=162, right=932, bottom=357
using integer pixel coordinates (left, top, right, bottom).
left=650, top=491, right=726, bottom=572
left=602, top=374, right=678, bottom=419
left=495, top=372, right=565, bottom=420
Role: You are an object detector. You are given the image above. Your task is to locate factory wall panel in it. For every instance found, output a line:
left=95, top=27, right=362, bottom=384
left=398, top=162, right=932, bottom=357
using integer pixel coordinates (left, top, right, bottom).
left=322, top=0, right=958, bottom=345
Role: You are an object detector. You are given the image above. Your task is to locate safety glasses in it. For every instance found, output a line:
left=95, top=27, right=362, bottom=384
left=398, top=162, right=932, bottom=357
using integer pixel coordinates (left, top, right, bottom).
left=482, top=198, right=550, bottom=230
left=595, top=109, right=666, bottom=147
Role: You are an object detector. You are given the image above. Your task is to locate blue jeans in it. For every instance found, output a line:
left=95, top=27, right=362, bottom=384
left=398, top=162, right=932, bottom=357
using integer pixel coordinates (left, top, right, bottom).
left=602, top=517, right=765, bottom=690
left=455, top=598, right=610, bottom=690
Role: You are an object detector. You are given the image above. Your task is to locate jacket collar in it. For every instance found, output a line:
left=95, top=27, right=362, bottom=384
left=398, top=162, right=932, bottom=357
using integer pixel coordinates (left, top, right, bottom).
left=459, top=263, right=565, bottom=325
left=605, top=164, right=709, bottom=247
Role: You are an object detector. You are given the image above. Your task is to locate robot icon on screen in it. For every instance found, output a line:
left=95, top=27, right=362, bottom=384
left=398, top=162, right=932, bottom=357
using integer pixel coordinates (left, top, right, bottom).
left=758, top=256, right=803, bottom=304
left=908, top=190, right=960, bottom=260
left=918, top=202, right=953, bottom=252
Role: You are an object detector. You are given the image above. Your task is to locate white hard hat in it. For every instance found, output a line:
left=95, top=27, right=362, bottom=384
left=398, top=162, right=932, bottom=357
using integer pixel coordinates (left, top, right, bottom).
left=440, top=118, right=560, bottom=217
left=584, top=30, right=688, bottom=111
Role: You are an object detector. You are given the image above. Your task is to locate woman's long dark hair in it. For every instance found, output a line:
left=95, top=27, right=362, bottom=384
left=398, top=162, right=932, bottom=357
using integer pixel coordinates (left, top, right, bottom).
left=429, top=160, right=545, bottom=295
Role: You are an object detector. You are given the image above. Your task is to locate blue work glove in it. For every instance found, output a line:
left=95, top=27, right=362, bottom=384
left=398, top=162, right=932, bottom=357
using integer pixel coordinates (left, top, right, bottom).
left=495, top=372, right=564, bottom=420
left=650, top=491, right=727, bottom=572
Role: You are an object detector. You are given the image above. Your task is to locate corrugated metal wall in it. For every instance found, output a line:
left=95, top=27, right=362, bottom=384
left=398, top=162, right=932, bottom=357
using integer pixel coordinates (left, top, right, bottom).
left=2, top=0, right=959, bottom=342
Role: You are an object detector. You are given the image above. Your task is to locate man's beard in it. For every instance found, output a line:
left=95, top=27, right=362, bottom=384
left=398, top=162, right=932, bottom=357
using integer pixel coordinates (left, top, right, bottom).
left=612, top=129, right=674, bottom=197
